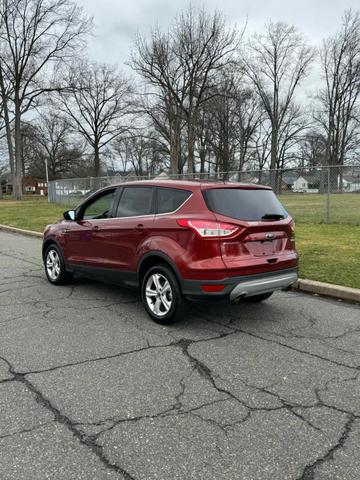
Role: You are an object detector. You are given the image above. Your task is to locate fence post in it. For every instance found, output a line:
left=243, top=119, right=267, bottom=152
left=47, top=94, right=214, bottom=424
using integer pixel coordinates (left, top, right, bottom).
left=325, top=166, right=331, bottom=223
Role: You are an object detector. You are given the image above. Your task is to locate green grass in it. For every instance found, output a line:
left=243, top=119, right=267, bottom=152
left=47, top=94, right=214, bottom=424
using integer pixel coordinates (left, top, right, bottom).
left=0, top=195, right=359, bottom=289
left=0, top=196, right=69, bottom=232
left=280, top=193, right=360, bottom=225
left=297, top=224, right=360, bottom=289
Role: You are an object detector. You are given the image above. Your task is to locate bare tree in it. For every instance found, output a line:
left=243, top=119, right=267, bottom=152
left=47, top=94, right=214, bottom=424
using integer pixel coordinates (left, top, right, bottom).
left=316, top=9, right=360, bottom=179
left=277, top=105, right=310, bottom=169
left=113, top=133, right=163, bottom=177
left=235, top=88, right=263, bottom=176
left=0, top=0, right=92, bottom=199
left=201, top=68, right=240, bottom=176
left=251, top=117, right=272, bottom=181
left=299, top=130, right=326, bottom=168
left=56, top=61, right=133, bottom=177
left=244, top=21, right=313, bottom=187
left=131, top=5, right=240, bottom=174
left=33, top=112, right=83, bottom=178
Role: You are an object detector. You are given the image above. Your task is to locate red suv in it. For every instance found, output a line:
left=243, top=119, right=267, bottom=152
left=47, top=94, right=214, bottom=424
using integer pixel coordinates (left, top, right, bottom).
left=43, top=180, right=298, bottom=323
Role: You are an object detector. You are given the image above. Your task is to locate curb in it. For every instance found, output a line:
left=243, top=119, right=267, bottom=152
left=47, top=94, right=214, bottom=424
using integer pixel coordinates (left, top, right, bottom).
left=294, top=279, right=360, bottom=304
left=0, top=224, right=359, bottom=304
left=0, top=224, right=43, bottom=239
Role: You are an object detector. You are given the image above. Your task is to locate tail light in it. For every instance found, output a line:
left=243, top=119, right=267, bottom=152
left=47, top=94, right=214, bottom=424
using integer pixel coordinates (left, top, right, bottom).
left=177, top=219, right=240, bottom=238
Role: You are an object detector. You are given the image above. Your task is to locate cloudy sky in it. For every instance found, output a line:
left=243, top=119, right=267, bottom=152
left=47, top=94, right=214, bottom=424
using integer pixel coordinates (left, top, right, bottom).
left=76, top=0, right=359, bottom=70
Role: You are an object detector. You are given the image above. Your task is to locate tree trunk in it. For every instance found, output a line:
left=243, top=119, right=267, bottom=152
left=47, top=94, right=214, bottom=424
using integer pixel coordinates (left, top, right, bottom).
left=0, top=67, right=15, bottom=191
left=270, top=124, right=278, bottom=190
left=13, top=99, right=23, bottom=200
left=170, top=117, right=181, bottom=175
left=94, top=142, right=100, bottom=177
left=199, top=145, right=206, bottom=176
left=238, top=139, right=246, bottom=182
left=187, top=115, right=195, bottom=175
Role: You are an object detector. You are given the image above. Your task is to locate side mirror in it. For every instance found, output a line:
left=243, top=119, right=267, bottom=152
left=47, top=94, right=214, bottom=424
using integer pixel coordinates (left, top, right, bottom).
left=63, top=210, right=76, bottom=221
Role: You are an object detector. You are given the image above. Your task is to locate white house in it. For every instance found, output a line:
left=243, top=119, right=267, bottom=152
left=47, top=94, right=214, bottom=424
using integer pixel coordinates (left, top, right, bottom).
left=342, top=176, right=360, bottom=192
left=292, top=175, right=319, bottom=193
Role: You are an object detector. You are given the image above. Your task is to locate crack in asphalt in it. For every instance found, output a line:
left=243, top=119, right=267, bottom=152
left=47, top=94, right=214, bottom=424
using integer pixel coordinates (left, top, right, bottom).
left=0, top=355, right=135, bottom=480
left=1, top=241, right=360, bottom=479
left=192, top=308, right=360, bottom=371
left=0, top=421, right=55, bottom=441
left=297, top=415, right=355, bottom=480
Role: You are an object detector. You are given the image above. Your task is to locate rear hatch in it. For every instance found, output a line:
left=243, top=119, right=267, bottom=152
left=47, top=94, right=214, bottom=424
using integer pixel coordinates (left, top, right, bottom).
left=202, top=186, right=297, bottom=276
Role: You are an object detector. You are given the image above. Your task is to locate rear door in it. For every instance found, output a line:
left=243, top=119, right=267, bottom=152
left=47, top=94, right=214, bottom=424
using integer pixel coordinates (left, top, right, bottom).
left=202, top=186, right=296, bottom=276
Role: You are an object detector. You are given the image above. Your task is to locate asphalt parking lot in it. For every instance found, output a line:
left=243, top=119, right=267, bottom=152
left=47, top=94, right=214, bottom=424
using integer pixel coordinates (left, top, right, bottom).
left=0, top=230, right=359, bottom=480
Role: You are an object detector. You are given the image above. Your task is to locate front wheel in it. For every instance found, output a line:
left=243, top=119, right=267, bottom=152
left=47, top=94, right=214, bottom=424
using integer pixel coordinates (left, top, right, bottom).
left=44, top=244, right=71, bottom=285
left=141, top=265, right=186, bottom=324
left=244, top=292, right=273, bottom=303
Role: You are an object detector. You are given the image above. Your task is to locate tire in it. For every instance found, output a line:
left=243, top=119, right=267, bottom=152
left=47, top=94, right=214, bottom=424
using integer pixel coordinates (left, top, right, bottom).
left=141, top=265, right=186, bottom=324
left=244, top=292, right=273, bottom=303
left=44, top=244, right=71, bottom=285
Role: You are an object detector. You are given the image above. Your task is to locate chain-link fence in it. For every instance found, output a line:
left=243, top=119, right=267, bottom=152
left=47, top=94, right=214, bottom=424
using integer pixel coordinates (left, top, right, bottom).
left=48, top=165, right=360, bottom=225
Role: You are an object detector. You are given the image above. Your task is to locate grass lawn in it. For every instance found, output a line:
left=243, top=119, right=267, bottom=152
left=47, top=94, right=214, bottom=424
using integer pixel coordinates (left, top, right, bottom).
left=280, top=193, right=360, bottom=225
left=0, top=195, right=359, bottom=289
left=297, top=224, right=360, bottom=289
left=0, top=196, right=69, bottom=232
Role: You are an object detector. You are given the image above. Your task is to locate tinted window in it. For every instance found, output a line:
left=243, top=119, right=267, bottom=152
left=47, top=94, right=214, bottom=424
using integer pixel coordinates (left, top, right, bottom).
left=83, top=190, right=115, bottom=220
left=203, top=188, right=288, bottom=221
left=116, top=187, right=154, bottom=217
left=157, top=188, right=191, bottom=214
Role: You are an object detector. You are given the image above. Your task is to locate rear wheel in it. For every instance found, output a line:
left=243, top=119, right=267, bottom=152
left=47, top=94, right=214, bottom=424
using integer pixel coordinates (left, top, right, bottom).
left=141, top=265, right=186, bottom=324
left=44, top=244, right=71, bottom=285
left=244, top=292, right=273, bottom=303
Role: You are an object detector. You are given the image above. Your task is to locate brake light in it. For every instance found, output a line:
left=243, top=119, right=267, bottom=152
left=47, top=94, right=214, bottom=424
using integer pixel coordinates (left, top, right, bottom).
left=177, top=219, right=239, bottom=238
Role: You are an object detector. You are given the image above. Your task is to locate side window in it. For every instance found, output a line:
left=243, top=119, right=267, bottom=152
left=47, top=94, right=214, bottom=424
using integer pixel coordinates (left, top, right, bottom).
left=82, top=190, right=116, bottom=220
left=116, top=187, right=154, bottom=218
left=157, top=188, right=191, bottom=214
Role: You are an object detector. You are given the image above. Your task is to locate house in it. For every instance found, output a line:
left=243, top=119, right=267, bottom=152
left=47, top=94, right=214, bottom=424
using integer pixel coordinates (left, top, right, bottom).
left=292, top=175, right=320, bottom=193
left=1, top=177, right=48, bottom=195
left=342, top=175, right=360, bottom=192
left=250, top=172, right=293, bottom=192
left=24, top=177, right=48, bottom=195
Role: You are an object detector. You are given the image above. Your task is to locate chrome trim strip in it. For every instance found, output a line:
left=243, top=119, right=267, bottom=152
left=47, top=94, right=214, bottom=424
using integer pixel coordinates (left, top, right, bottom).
left=229, top=272, right=298, bottom=301
left=80, top=192, right=194, bottom=222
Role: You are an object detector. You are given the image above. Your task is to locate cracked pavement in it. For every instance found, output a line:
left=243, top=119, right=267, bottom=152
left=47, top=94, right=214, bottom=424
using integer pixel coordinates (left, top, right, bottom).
left=0, top=230, right=359, bottom=480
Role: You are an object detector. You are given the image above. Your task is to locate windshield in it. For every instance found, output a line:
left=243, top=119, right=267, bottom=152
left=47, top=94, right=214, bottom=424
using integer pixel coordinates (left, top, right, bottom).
left=203, top=188, right=288, bottom=222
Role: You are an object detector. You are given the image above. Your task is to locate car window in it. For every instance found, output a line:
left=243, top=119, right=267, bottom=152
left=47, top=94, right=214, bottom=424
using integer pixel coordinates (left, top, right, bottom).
left=83, top=190, right=116, bottom=220
left=203, top=188, right=288, bottom=221
left=116, top=187, right=154, bottom=217
left=157, top=188, right=191, bottom=214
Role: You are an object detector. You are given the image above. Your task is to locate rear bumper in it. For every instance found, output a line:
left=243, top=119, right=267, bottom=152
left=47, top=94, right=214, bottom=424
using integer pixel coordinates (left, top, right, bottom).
left=181, top=267, right=298, bottom=301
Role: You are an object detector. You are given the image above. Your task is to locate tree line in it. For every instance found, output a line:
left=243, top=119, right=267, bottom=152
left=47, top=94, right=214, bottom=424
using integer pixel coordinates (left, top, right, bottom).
left=0, top=0, right=359, bottom=199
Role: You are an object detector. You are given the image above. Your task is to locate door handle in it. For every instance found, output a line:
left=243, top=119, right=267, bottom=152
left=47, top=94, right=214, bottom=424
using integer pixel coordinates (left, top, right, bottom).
left=92, top=225, right=100, bottom=232
left=135, top=223, right=144, bottom=231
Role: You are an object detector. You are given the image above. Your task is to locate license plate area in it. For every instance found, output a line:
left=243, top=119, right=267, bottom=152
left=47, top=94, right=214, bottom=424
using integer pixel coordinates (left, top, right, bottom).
left=246, top=240, right=275, bottom=257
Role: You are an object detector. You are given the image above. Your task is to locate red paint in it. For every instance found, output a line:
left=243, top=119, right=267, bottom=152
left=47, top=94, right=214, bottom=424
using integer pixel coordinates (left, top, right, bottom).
left=43, top=180, right=298, bottom=288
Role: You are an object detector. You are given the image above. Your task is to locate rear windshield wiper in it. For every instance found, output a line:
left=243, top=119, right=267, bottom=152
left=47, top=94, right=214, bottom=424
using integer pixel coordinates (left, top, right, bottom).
left=261, top=213, right=285, bottom=220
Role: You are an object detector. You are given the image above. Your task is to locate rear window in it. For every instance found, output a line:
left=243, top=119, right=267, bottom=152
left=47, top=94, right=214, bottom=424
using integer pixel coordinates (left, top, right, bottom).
left=157, top=188, right=191, bottom=214
left=203, top=188, right=288, bottom=221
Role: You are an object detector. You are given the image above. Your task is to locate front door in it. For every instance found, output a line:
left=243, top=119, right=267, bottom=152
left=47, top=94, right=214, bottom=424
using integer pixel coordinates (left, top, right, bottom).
left=64, top=188, right=117, bottom=268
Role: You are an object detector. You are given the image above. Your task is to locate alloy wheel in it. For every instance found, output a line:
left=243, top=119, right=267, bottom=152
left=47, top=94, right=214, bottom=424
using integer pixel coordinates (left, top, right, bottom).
left=145, top=273, right=173, bottom=317
left=46, top=249, right=61, bottom=281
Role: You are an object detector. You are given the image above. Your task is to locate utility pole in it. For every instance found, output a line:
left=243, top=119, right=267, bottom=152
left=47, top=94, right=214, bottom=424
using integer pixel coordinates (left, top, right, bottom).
left=45, top=157, right=50, bottom=202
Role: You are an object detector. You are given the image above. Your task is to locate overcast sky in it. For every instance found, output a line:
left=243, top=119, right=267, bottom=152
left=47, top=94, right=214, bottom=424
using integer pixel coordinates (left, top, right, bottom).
left=76, top=0, right=359, bottom=70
